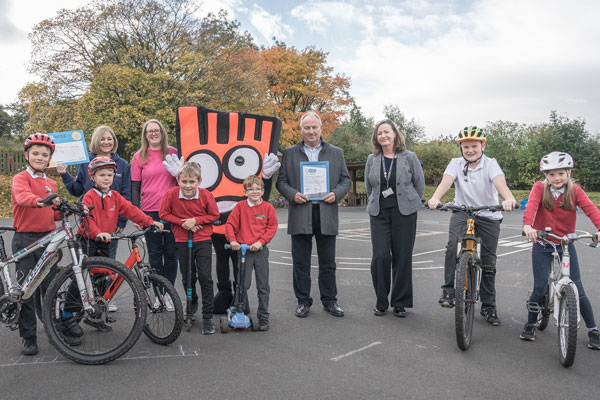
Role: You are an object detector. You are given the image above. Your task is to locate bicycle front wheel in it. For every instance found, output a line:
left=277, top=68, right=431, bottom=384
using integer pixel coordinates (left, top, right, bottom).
left=42, top=257, right=147, bottom=365
left=143, top=273, right=184, bottom=345
left=455, top=252, right=476, bottom=351
left=558, top=284, right=578, bottom=368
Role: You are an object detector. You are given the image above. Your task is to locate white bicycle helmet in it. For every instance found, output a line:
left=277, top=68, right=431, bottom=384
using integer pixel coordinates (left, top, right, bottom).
left=539, top=152, right=574, bottom=172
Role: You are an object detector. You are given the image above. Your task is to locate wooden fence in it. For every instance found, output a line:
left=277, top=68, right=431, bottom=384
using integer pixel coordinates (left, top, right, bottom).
left=0, top=152, right=26, bottom=173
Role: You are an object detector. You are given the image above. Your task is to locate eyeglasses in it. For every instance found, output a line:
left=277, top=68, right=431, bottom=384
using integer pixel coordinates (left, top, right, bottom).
left=146, top=129, right=161, bottom=135
left=245, top=188, right=263, bottom=193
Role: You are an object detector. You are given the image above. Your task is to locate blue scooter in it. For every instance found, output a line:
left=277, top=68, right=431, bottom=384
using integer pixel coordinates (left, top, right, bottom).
left=219, top=243, right=258, bottom=333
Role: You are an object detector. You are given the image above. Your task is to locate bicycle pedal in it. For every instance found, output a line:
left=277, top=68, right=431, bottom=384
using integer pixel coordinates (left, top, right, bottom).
left=8, top=323, right=18, bottom=331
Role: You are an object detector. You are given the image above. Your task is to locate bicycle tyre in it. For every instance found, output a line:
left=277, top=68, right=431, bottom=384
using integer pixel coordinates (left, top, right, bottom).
left=142, top=273, right=184, bottom=345
left=558, top=284, right=578, bottom=367
left=42, top=257, right=147, bottom=365
left=455, top=252, right=475, bottom=351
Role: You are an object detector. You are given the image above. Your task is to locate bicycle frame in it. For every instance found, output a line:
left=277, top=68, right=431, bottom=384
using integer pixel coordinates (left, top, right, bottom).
left=0, top=203, right=98, bottom=321
left=546, top=238, right=581, bottom=326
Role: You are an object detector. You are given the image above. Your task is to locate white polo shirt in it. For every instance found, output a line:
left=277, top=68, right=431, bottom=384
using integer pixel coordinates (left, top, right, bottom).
left=444, top=155, right=504, bottom=220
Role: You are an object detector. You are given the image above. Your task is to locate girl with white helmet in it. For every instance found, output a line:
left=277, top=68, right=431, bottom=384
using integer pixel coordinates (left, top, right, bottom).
left=521, top=152, right=600, bottom=349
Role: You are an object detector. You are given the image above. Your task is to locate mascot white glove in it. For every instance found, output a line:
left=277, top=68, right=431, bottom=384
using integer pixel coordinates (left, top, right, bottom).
left=262, top=153, right=280, bottom=179
left=163, top=154, right=184, bottom=178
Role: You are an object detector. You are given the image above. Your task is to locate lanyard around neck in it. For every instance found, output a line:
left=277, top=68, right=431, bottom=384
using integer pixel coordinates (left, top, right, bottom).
left=381, top=156, right=395, bottom=188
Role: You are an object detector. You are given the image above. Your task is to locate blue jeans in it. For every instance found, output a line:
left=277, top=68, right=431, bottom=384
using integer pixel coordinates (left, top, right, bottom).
left=528, top=242, right=596, bottom=328
left=144, top=211, right=178, bottom=285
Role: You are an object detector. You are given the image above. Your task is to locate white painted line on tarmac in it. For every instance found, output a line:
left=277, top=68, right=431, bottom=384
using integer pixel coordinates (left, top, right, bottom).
left=331, top=341, right=382, bottom=361
left=499, top=241, right=528, bottom=247
left=498, top=247, right=531, bottom=257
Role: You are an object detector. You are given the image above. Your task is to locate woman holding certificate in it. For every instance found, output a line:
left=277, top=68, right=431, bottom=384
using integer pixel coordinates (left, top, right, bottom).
left=365, top=119, right=425, bottom=317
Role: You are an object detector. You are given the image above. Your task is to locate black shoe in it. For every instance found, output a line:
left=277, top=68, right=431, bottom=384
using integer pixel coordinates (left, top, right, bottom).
left=520, top=323, right=536, bottom=341
left=373, top=308, right=386, bottom=316
left=59, top=332, right=83, bottom=346
left=439, top=292, right=455, bottom=308
left=588, top=329, right=600, bottom=350
left=202, top=318, right=216, bottom=335
left=59, top=316, right=84, bottom=337
left=480, top=305, right=501, bottom=326
left=392, top=307, right=407, bottom=318
left=83, top=317, right=113, bottom=332
left=21, top=337, right=38, bottom=356
left=295, top=303, right=310, bottom=318
left=259, top=323, right=270, bottom=331
left=323, top=303, right=344, bottom=317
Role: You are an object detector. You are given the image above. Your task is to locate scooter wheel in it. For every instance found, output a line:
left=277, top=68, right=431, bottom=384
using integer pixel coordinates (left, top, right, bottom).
left=219, top=316, right=229, bottom=333
left=250, top=316, right=258, bottom=332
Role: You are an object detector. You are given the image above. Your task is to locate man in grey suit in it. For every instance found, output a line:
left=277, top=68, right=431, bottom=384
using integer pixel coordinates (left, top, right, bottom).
left=276, top=111, right=351, bottom=318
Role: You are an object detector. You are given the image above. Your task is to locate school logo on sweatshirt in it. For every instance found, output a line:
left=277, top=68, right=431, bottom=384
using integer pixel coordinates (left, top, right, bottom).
left=254, top=212, right=266, bottom=220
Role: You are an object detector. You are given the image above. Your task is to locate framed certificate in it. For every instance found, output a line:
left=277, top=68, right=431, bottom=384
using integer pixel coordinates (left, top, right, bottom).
left=46, top=130, right=90, bottom=167
left=300, top=161, right=330, bottom=201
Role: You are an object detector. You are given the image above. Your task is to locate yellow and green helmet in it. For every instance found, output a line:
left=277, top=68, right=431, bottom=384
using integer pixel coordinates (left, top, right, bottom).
left=456, top=126, right=486, bottom=143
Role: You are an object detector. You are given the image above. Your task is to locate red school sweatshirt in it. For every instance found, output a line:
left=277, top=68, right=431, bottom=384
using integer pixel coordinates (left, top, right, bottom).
left=225, top=200, right=278, bottom=246
left=11, top=170, right=59, bottom=232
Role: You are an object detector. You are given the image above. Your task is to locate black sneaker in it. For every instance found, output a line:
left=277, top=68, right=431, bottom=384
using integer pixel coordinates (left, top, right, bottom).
left=21, top=337, right=38, bottom=355
left=202, top=318, right=216, bottom=335
left=373, top=308, right=386, bottom=316
left=439, top=292, right=455, bottom=308
left=588, top=329, right=600, bottom=350
left=83, top=317, right=113, bottom=332
left=480, top=305, right=501, bottom=326
left=259, top=323, right=269, bottom=331
left=59, top=316, right=84, bottom=337
left=520, top=323, right=536, bottom=341
left=393, top=307, right=407, bottom=318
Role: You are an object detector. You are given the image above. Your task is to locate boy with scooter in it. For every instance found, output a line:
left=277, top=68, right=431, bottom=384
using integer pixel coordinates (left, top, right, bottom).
left=159, top=162, right=219, bottom=334
left=225, top=175, right=278, bottom=331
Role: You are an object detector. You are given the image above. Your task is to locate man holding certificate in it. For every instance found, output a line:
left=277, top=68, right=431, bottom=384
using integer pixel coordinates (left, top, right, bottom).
left=276, top=111, right=351, bottom=318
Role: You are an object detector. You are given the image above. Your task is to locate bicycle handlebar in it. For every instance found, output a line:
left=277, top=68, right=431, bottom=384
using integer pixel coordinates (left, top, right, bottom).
left=425, top=203, right=506, bottom=213
left=110, top=225, right=170, bottom=241
left=522, top=229, right=599, bottom=247
left=51, top=198, right=94, bottom=217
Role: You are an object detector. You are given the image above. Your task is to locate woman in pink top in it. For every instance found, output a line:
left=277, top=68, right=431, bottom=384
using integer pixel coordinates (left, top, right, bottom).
left=131, top=119, right=179, bottom=290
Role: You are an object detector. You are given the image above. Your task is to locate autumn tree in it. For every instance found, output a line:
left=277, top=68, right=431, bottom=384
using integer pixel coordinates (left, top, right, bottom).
left=258, top=43, right=353, bottom=148
left=329, top=104, right=373, bottom=162
left=19, top=0, right=267, bottom=158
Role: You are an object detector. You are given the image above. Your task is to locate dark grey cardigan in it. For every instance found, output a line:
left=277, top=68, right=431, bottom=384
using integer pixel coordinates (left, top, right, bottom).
left=364, top=150, right=425, bottom=216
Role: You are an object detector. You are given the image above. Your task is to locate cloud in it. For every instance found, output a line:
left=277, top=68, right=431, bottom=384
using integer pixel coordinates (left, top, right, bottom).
left=326, top=0, right=600, bottom=136
left=249, top=4, right=293, bottom=42
left=197, top=0, right=245, bottom=20
left=0, top=1, right=26, bottom=43
left=290, top=1, right=374, bottom=38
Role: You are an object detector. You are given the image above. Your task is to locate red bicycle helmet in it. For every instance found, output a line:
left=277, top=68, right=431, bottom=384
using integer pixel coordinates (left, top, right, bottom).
left=88, top=156, right=117, bottom=176
left=24, top=133, right=55, bottom=154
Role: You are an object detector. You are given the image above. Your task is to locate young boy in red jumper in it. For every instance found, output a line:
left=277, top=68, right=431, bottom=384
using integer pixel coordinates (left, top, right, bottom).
left=159, top=162, right=219, bottom=334
left=11, top=133, right=80, bottom=355
left=78, top=157, right=163, bottom=257
left=226, top=175, right=278, bottom=331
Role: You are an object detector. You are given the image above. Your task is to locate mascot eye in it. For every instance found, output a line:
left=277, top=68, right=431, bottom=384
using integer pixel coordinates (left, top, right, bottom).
left=223, top=146, right=261, bottom=183
left=187, top=150, right=222, bottom=191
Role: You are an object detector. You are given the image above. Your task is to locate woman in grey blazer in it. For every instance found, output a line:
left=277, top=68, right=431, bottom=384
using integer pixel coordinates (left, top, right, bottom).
left=365, top=119, right=425, bottom=317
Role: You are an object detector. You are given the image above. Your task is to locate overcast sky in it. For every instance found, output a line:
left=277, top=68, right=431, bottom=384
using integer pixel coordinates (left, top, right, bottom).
left=1, top=0, right=599, bottom=138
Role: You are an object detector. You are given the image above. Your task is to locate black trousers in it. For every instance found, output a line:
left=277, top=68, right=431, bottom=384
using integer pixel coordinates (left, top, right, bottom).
left=78, top=235, right=110, bottom=258
left=292, top=206, right=338, bottom=307
left=212, top=233, right=239, bottom=293
left=12, top=232, right=54, bottom=340
left=370, top=208, right=417, bottom=310
left=175, top=240, right=214, bottom=318
left=442, top=212, right=501, bottom=306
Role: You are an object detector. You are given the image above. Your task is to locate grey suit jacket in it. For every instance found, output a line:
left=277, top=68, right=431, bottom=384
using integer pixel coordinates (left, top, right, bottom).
left=276, top=141, right=351, bottom=235
left=365, top=150, right=425, bottom=216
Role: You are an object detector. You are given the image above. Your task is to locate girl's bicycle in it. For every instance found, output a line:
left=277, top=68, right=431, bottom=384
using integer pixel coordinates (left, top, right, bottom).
left=110, top=228, right=183, bottom=345
left=523, top=229, right=598, bottom=367
left=0, top=195, right=147, bottom=364
left=428, top=203, right=504, bottom=351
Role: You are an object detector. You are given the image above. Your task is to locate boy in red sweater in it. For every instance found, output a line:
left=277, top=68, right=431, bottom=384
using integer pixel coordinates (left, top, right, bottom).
left=159, top=162, right=219, bottom=334
left=79, top=157, right=163, bottom=257
left=11, top=133, right=80, bottom=355
left=226, top=175, right=278, bottom=331
left=521, top=152, right=600, bottom=349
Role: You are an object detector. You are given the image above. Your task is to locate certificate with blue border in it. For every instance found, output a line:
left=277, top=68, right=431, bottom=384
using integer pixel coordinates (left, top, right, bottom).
left=300, top=161, right=330, bottom=201
left=46, top=130, right=90, bottom=167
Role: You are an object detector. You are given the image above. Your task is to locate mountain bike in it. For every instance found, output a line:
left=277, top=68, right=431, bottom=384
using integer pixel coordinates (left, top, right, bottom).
left=110, top=228, right=183, bottom=345
left=524, top=229, right=598, bottom=367
left=0, top=195, right=147, bottom=364
left=429, top=203, right=504, bottom=351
